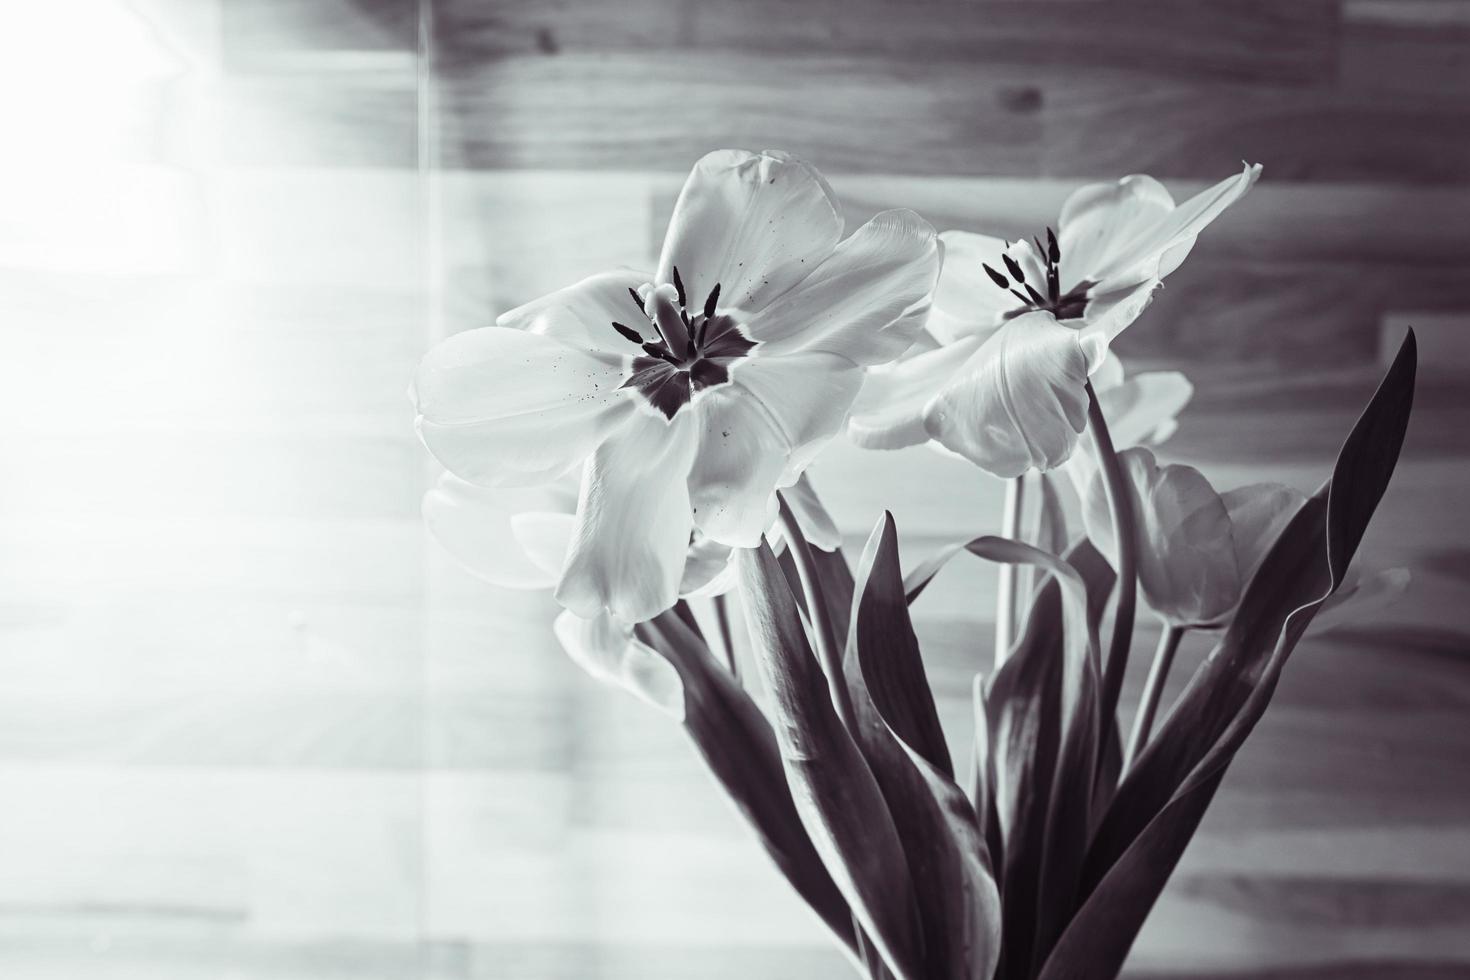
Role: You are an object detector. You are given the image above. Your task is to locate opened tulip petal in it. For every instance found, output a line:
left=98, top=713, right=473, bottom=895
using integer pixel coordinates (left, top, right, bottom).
left=1220, top=482, right=1309, bottom=585
left=923, top=312, right=1093, bottom=478
left=556, top=411, right=699, bottom=623
left=746, top=209, right=939, bottom=364
left=553, top=609, right=685, bottom=719
left=497, top=267, right=651, bottom=354
left=413, top=327, right=634, bottom=487
left=657, top=149, right=842, bottom=315
left=421, top=474, right=564, bottom=590
left=848, top=333, right=985, bottom=451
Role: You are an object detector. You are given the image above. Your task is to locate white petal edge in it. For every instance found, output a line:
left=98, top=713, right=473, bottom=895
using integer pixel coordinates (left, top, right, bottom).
left=414, top=326, right=634, bottom=487
left=553, top=609, right=685, bottom=720
left=555, top=409, right=699, bottom=623
left=421, top=474, right=562, bottom=590
left=921, top=312, right=1092, bottom=478
left=656, top=149, right=842, bottom=317
left=847, top=334, right=983, bottom=451
left=498, top=267, right=652, bottom=355
left=745, top=209, right=941, bottom=365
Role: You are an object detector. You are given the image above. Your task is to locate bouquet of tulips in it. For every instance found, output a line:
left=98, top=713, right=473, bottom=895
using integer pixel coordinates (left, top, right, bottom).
left=412, top=150, right=1417, bottom=979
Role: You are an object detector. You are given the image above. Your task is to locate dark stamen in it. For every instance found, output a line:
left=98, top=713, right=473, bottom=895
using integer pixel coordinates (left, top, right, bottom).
left=1010, top=287, right=1032, bottom=306
left=1003, top=253, right=1027, bottom=283
left=983, top=263, right=1010, bottom=289
left=703, top=283, right=721, bottom=319
left=1033, top=235, right=1046, bottom=260
left=1023, top=282, right=1047, bottom=307
left=641, top=342, right=680, bottom=364
left=1047, top=227, right=1060, bottom=264
left=628, top=287, right=645, bottom=314
left=611, top=321, right=644, bottom=345
left=672, top=266, right=687, bottom=308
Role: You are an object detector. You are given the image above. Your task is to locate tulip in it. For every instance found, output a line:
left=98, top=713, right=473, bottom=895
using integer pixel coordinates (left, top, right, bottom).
left=849, top=165, right=1258, bottom=477
left=414, top=149, right=939, bottom=622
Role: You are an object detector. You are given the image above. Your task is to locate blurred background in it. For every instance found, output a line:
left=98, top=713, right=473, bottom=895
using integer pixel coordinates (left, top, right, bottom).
left=1, top=1, right=1468, bottom=977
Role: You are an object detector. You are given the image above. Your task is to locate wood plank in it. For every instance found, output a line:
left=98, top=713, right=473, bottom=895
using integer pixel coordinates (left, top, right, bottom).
left=433, top=0, right=1339, bottom=86
left=433, top=45, right=1470, bottom=184
left=434, top=53, right=1042, bottom=175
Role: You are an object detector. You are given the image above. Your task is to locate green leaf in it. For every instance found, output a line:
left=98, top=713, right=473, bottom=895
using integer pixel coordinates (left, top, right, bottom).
left=639, top=612, right=858, bottom=955
left=847, top=514, right=1001, bottom=980
left=738, top=543, right=925, bottom=980
left=1040, top=330, right=1417, bottom=980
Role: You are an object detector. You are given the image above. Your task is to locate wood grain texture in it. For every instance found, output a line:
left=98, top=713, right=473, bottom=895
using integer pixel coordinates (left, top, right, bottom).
left=429, top=0, right=1470, bottom=184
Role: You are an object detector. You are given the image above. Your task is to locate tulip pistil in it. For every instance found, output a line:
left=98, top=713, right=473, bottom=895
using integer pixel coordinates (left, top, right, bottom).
left=612, top=267, right=756, bottom=420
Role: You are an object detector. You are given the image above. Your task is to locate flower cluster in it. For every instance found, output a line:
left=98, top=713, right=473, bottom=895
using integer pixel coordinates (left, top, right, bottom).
left=411, top=149, right=1416, bottom=980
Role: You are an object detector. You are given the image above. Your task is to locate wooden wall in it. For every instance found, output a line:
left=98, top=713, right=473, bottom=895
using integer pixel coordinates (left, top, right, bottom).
left=0, top=1, right=1466, bottom=978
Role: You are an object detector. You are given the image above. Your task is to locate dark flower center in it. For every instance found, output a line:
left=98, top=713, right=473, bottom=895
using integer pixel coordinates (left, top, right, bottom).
left=981, top=226, right=1094, bottom=322
left=610, top=266, right=756, bottom=420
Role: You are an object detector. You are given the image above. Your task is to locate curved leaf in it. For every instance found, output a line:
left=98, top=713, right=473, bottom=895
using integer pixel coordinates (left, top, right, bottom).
left=1041, top=331, right=1417, bottom=980
left=638, top=612, right=858, bottom=954
left=739, top=543, right=925, bottom=980
left=970, top=537, right=1100, bottom=976
left=849, top=513, right=954, bottom=779
left=848, top=514, right=1001, bottom=980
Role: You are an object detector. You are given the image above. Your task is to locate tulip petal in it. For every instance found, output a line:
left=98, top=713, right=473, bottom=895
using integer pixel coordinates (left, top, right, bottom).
left=556, top=409, right=698, bottom=622
left=1309, top=566, right=1411, bottom=636
left=1058, top=174, right=1176, bottom=292
left=1078, top=277, right=1160, bottom=343
left=497, top=267, right=652, bottom=355
left=735, top=351, right=867, bottom=484
left=1086, top=448, right=1241, bottom=627
left=1096, top=369, right=1194, bottom=449
left=1062, top=166, right=1260, bottom=293
left=922, top=312, right=1091, bottom=477
left=657, top=149, right=842, bottom=316
left=414, top=327, right=634, bottom=487
left=680, top=533, right=736, bottom=597
left=510, top=511, right=576, bottom=580
left=745, top=209, right=940, bottom=365
left=553, top=609, right=685, bottom=719
left=687, top=354, right=862, bottom=547
left=932, top=231, right=1043, bottom=339
left=421, top=474, right=563, bottom=589
left=687, top=386, right=787, bottom=548
left=1219, top=481, right=1309, bottom=586
left=780, top=474, right=843, bottom=552
left=847, top=334, right=983, bottom=451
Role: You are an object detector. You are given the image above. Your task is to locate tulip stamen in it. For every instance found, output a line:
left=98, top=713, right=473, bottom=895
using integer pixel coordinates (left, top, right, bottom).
left=616, top=274, right=756, bottom=420
left=986, top=227, right=1092, bottom=322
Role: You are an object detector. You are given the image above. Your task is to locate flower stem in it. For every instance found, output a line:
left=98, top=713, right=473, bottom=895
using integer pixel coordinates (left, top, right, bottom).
left=711, top=593, right=738, bottom=681
left=1125, top=623, right=1184, bottom=770
left=994, top=475, right=1025, bottom=667
left=1087, top=381, right=1139, bottom=740
left=776, top=491, right=858, bottom=733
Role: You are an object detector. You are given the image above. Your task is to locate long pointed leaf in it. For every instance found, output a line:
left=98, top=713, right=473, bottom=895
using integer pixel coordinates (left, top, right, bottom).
left=970, top=537, right=1101, bottom=976
left=848, top=514, right=1002, bottom=980
left=849, top=513, right=954, bottom=779
left=1041, top=331, right=1417, bottom=980
left=739, top=543, right=925, bottom=980
left=639, top=613, right=858, bottom=954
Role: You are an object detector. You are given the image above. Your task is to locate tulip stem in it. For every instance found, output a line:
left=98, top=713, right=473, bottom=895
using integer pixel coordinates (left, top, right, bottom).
left=1087, top=380, right=1139, bottom=743
left=776, top=492, right=859, bottom=733
left=1125, top=623, right=1185, bottom=770
left=711, top=593, right=738, bottom=681
left=995, top=475, right=1025, bottom=667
